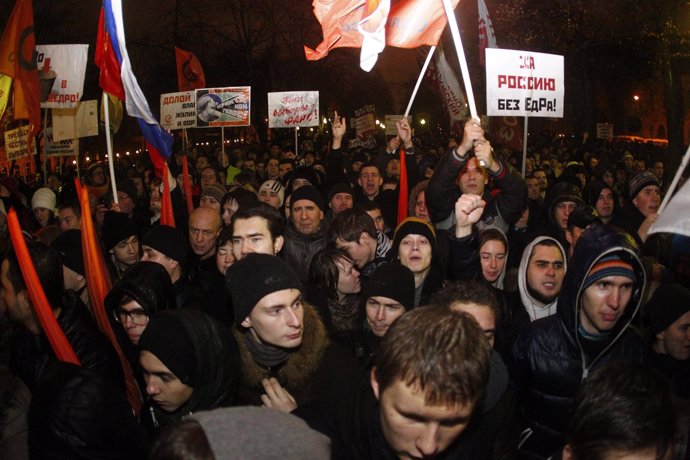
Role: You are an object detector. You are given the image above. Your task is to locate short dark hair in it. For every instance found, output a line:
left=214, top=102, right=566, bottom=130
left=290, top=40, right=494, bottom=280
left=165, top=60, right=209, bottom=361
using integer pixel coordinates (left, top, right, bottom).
left=431, top=280, right=500, bottom=323
left=57, top=199, right=81, bottom=219
left=359, top=162, right=381, bottom=176
left=567, top=204, right=601, bottom=231
left=328, top=208, right=376, bottom=245
left=5, top=237, right=64, bottom=309
left=374, top=306, right=490, bottom=407
left=217, top=226, right=234, bottom=248
left=149, top=418, right=213, bottom=460
left=221, top=188, right=258, bottom=211
left=308, top=248, right=353, bottom=301
left=566, top=363, right=683, bottom=460
left=355, top=199, right=381, bottom=213
left=231, top=202, right=285, bottom=240
left=477, top=228, right=507, bottom=254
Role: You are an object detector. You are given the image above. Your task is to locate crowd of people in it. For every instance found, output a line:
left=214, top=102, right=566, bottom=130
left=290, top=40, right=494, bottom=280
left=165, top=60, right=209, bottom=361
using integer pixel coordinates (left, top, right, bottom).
left=0, top=114, right=688, bottom=459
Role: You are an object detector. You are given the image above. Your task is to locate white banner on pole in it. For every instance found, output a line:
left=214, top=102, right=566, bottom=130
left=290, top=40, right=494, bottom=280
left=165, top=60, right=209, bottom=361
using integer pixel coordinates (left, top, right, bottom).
left=36, top=44, right=89, bottom=109
left=160, top=91, right=197, bottom=130
left=486, top=48, right=564, bottom=118
left=267, top=91, right=319, bottom=128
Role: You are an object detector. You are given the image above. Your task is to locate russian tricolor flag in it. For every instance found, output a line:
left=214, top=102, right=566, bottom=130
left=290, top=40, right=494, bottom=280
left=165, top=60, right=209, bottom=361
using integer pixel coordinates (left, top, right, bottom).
left=95, top=0, right=173, bottom=171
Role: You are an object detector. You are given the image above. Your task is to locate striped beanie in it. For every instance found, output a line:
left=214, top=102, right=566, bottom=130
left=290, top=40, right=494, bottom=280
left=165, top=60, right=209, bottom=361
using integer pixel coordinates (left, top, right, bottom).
left=583, top=253, right=637, bottom=290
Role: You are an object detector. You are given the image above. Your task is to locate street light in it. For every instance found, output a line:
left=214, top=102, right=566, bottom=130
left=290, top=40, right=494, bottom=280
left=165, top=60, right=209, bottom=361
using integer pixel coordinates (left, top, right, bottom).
left=420, top=118, right=426, bottom=125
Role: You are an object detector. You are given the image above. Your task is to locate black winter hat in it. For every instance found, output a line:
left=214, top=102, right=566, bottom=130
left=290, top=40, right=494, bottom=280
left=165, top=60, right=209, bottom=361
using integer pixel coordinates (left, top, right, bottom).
left=141, top=225, right=189, bottom=264
left=139, top=313, right=197, bottom=387
left=363, top=263, right=415, bottom=311
left=646, top=283, right=690, bottom=337
left=628, top=170, right=660, bottom=200
left=290, top=185, right=325, bottom=212
left=226, top=253, right=301, bottom=323
left=116, top=178, right=138, bottom=200
left=51, top=229, right=85, bottom=276
left=101, top=211, right=138, bottom=251
left=390, top=217, right=437, bottom=259
left=327, top=182, right=353, bottom=202
left=547, top=181, right=584, bottom=222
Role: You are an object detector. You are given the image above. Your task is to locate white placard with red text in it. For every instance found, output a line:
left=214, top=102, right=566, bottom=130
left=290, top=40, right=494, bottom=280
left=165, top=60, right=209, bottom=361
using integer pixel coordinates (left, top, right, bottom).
left=267, top=91, right=319, bottom=128
left=486, top=48, right=564, bottom=118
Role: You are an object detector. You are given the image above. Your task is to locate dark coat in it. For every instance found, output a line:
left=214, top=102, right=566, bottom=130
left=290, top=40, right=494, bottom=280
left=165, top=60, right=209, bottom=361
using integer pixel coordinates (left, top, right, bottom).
left=509, top=225, right=647, bottom=459
left=280, top=224, right=329, bottom=285
left=232, top=304, right=357, bottom=409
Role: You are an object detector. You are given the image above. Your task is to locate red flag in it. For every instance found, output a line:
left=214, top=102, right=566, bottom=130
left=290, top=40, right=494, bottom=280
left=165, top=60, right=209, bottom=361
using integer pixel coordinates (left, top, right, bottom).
left=76, top=180, right=141, bottom=413
left=0, top=0, right=41, bottom=149
left=175, top=47, right=206, bottom=92
left=397, top=148, right=408, bottom=225
left=160, top=163, right=175, bottom=227
left=94, top=6, right=125, bottom=100
left=181, top=155, right=193, bottom=215
left=494, top=116, right=523, bottom=152
left=6, top=209, right=80, bottom=365
left=305, top=0, right=460, bottom=62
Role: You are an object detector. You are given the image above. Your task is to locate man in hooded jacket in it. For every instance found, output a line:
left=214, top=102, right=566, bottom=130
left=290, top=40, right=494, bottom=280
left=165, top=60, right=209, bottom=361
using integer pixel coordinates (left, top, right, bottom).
left=509, top=224, right=647, bottom=460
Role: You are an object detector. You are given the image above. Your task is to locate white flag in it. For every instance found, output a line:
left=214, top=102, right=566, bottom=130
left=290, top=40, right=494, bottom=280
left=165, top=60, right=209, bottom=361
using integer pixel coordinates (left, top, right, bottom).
left=649, top=178, right=690, bottom=238
left=478, top=0, right=497, bottom=65
left=358, top=0, right=391, bottom=71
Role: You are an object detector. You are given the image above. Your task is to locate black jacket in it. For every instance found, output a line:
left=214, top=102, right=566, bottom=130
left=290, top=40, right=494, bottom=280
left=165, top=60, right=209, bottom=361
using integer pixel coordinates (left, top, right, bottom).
left=509, top=225, right=647, bottom=459
left=427, top=147, right=526, bottom=232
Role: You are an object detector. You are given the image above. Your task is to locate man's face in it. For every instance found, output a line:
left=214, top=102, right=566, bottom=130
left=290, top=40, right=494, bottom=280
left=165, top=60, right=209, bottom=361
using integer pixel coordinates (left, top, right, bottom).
left=188, top=210, right=221, bottom=259
left=270, top=145, right=282, bottom=157
left=256, top=162, right=266, bottom=177
left=526, top=178, right=540, bottom=200
left=232, top=216, right=283, bottom=261
left=657, top=311, right=690, bottom=361
left=91, top=167, right=107, bottom=186
left=371, top=374, right=474, bottom=460
left=554, top=201, right=577, bottom=231
left=57, top=208, right=80, bottom=231
left=278, top=163, right=293, bottom=179
left=398, top=235, right=432, bottom=275
left=595, top=188, right=615, bottom=219
left=329, top=192, right=353, bottom=215
left=414, top=191, right=430, bottom=222
left=1, top=259, right=25, bottom=324
left=336, top=258, right=361, bottom=295
left=140, top=350, right=194, bottom=413
left=115, top=299, right=149, bottom=345
left=365, top=296, right=406, bottom=337
left=526, top=244, right=565, bottom=303
left=456, top=157, right=487, bottom=195
left=116, top=192, right=135, bottom=216
left=216, top=242, right=235, bottom=275
left=358, top=166, right=383, bottom=198
left=149, top=188, right=162, bottom=214
left=243, top=159, right=256, bottom=171
left=111, top=235, right=139, bottom=266
left=632, top=185, right=661, bottom=217
left=337, top=233, right=376, bottom=269
left=386, top=158, right=400, bottom=178
left=267, top=159, right=280, bottom=179
left=258, top=188, right=282, bottom=209
left=450, top=301, right=496, bottom=348
left=141, top=245, right=177, bottom=279
left=652, top=161, right=664, bottom=180
left=291, top=199, right=323, bottom=235
left=241, top=288, right=304, bottom=348
left=201, top=168, right=217, bottom=188
left=533, top=171, right=548, bottom=191
left=366, top=209, right=385, bottom=233
left=291, top=178, right=312, bottom=192
left=479, top=239, right=506, bottom=285
left=580, top=275, right=634, bottom=335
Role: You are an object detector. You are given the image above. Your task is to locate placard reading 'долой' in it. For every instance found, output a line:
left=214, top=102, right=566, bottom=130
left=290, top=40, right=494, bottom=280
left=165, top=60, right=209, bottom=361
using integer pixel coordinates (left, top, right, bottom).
left=486, top=48, right=564, bottom=118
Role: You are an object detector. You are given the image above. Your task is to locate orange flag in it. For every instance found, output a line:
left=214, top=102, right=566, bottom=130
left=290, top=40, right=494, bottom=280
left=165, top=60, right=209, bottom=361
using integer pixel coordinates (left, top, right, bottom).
left=76, top=179, right=142, bottom=413
left=160, top=163, right=175, bottom=227
left=175, top=47, right=206, bottom=92
left=7, top=209, right=80, bottom=365
left=0, top=0, right=40, bottom=148
left=181, top=155, right=193, bottom=215
left=397, top=147, right=408, bottom=225
left=305, top=0, right=460, bottom=62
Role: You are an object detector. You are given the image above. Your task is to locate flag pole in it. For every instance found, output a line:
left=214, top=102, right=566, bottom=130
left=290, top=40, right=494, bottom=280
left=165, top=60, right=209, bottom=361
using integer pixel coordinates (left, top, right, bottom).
left=42, top=109, right=48, bottom=185
left=221, top=127, right=225, bottom=159
left=404, top=46, right=436, bottom=119
left=657, top=143, right=690, bottom=215
left=295, top=128, right=299, bottom=157
left=442, top=0, right=478, bottom=121
left=521, top=116, right=528, bottom=178
left=103, top=93, right=118, bottom=204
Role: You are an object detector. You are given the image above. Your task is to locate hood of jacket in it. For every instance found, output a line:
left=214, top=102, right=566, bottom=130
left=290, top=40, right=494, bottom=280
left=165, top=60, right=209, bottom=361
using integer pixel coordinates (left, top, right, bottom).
left=556, top=224, right=646, bottom=344
left=518, top=236, right=567, bottom=319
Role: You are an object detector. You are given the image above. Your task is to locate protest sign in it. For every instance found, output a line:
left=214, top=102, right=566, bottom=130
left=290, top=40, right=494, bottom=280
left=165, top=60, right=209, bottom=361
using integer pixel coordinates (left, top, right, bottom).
left=384, top=115, right=412, bottom=136
left=161, top=91, right=196, bottom=130
left=195, top=87, right=251, bottom=127
left=51, top=100, right=98, bottom=141
left=267, top=91, right=319, bottom=128
left=486, top=48, right=564, bottom=118
left=44, top=127, right=79, bottom=157
left=596, top=123, right=613, bottom=140
left=36, top=45, right=88, bottom=108
left=4, top=126, right=36, bottom=160
left=355, top=105, right=376, bottom=138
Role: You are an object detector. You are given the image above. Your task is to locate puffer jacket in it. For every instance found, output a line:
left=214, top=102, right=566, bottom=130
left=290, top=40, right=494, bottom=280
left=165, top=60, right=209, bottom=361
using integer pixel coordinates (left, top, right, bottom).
left=509, top=224, right=647, bottom=459
left=426, top=147, right=526, bottom=232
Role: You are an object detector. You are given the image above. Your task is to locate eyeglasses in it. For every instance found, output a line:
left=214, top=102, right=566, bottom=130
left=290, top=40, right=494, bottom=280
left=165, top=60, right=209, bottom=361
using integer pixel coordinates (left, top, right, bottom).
left=113, top=308, right=149, bottom=326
